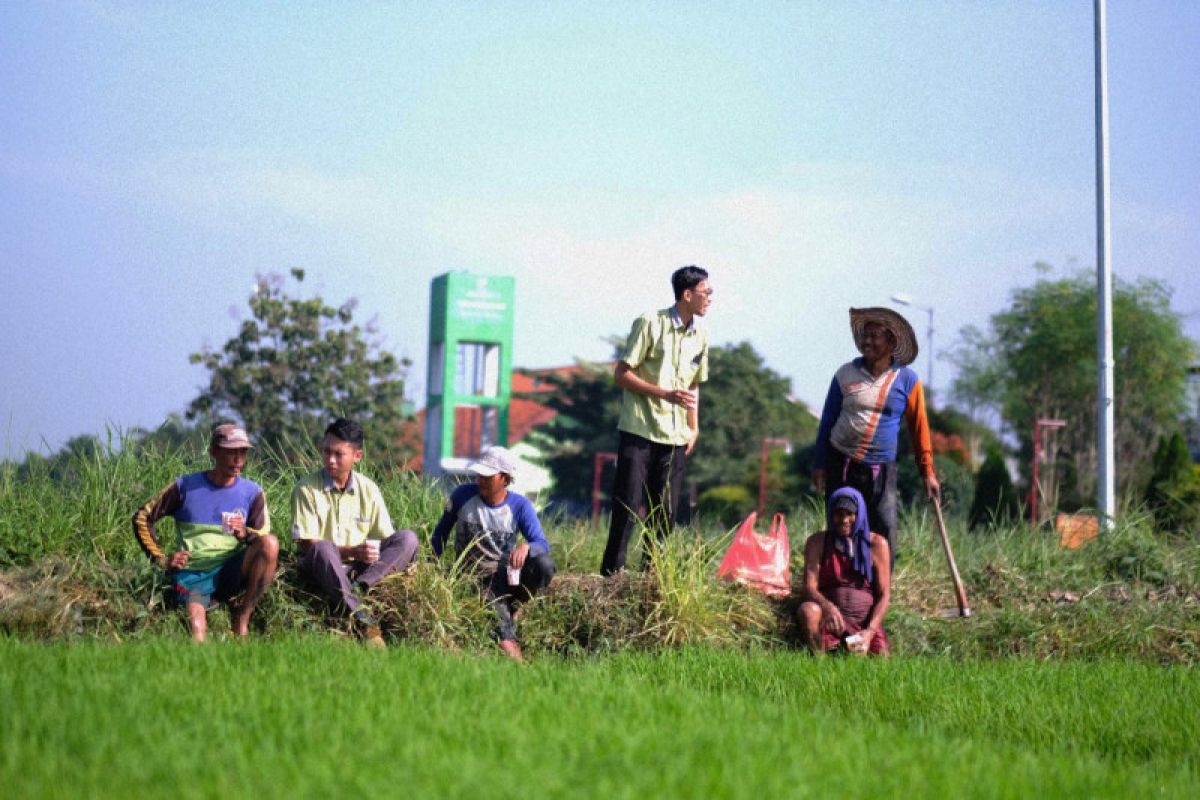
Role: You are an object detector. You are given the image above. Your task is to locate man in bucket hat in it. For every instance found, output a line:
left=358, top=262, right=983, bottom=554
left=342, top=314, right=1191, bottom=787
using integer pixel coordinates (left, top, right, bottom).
left=133, top=422, right=279, bottom=642
left=431, top=445, right=555, bottom=661
left=812, top=308, right=940, bottom=563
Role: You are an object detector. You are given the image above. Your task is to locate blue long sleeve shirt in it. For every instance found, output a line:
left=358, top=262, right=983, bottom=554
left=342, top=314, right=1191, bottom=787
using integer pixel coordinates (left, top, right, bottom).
left=430, top=484, right=549, bottom=563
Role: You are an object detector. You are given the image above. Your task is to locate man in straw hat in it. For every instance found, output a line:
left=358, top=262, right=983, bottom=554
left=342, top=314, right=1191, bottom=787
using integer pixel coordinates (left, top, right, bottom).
left=812, top=308, right=940, bottom=562
left=132, top=422, right=279, bottom=642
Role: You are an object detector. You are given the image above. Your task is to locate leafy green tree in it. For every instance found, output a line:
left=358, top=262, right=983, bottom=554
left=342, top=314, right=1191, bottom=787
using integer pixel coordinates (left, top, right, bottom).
left=531, top=341, right=817, bottom=513
left=187, top=269, right=413, bottom=461
left=16, top=433, right=108, bottom=483
left=950, top=268, right=1193, bottom=510
left=688, top=342, right=818, bottom=493
left=522, top=357, right=624, bottom=504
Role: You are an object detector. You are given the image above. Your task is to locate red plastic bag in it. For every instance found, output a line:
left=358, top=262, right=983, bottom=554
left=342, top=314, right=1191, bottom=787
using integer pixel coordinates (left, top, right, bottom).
left=716, top=512, right=791, bottom=597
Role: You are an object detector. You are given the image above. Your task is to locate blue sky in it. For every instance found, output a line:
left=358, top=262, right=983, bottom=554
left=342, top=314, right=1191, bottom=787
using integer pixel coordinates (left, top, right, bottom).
left=2, top=2, right=1197, bottom=456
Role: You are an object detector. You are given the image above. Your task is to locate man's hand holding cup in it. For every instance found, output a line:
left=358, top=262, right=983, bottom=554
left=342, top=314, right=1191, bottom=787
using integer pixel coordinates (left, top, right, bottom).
left=360, top=539, right=380, bottom=565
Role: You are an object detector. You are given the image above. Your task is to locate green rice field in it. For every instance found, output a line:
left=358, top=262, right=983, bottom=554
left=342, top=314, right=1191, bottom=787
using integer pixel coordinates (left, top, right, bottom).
left=2, top=637, right=1197, bottom=799
left=3, top=438, right=1199, bottom=797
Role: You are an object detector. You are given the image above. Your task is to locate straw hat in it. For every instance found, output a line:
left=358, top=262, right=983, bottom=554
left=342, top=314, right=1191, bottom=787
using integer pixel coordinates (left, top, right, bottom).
left=849, top=307, right=919, bottom=366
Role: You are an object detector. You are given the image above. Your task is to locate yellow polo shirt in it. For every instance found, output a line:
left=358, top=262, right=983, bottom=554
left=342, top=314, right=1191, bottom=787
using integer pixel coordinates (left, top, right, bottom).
left=616, top=307, right=710, bottom=446
left=290, top=469, right=394, bottom=547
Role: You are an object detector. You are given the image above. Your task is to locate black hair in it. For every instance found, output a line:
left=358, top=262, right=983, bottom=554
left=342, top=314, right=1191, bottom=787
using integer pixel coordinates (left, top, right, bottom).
left=671, top=265, right=709, bottom=300
left=324, top=417, right=364, bottom=448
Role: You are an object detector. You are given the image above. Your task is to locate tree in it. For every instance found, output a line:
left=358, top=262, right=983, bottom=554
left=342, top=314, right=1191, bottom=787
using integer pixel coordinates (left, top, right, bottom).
left=522, top=356, right=624, bottom=504
left=969, top=446, right=1021, bottom=530
left=531, top=341, right=817, bottom=514
left=1144, top=432, right=1200, bottom=535
left=950, top=268, right=1194, bottom=510
left=687, top=342, right=818, bottom=492
left=187, top=269, right=413, bottom=461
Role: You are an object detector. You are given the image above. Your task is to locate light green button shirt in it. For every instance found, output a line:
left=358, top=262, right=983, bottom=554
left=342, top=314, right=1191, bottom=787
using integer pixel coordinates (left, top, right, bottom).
left=617, top=307, right=710, bottom=446
left=290, top=469, right=394, bottom=547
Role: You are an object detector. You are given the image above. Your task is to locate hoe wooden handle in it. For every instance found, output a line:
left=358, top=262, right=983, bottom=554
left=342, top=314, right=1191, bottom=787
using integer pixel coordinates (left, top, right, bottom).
left=932, top=497, right=972, bottom=618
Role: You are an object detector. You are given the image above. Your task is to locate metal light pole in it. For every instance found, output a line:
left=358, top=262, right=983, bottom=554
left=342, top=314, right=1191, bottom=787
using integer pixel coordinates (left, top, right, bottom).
left=1094, top=0, right=1116, bottom=527
left=890, top=293, right=935, bottom=400
left=757, top=437, right=792, bottom=518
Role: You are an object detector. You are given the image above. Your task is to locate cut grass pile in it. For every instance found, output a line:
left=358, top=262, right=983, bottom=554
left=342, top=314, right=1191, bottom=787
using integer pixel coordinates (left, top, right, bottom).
left=1, top=638, right=1196, bottom=798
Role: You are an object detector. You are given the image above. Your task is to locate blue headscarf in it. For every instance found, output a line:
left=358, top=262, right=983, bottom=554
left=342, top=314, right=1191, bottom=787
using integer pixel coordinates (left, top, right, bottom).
left=827, top=486, right=873, bottom=583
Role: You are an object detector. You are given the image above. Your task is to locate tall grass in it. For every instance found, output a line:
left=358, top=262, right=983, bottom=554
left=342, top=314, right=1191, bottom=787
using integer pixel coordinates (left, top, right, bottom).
left=1, top=434, right=1198, bottom=662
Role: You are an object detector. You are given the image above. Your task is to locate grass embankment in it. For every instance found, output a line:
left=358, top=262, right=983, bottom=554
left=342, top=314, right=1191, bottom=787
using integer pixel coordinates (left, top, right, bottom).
left=1, top=638, right=1196, bottom=798
left=1, top=434, right=1198, bottom=662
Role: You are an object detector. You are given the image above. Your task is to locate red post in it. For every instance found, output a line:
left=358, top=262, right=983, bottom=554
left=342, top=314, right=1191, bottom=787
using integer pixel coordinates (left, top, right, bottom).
left=1031, top=417, right=1040, bottom=524
left=592, top=451, right=617, bottom=522
left=757, top=437, right=791, bottom=519
left=1031, top=418, right=1067, bottom=525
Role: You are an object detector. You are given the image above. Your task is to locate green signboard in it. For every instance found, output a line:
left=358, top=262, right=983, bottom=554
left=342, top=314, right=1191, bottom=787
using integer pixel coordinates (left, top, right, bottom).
left=424, top=272, right=515, bottom=476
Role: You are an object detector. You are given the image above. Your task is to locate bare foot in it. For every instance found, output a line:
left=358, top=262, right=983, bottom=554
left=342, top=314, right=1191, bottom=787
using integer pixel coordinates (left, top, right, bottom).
left=230, top=607, right=251, bottom=638
left=499, top=639, right=523, bottom=662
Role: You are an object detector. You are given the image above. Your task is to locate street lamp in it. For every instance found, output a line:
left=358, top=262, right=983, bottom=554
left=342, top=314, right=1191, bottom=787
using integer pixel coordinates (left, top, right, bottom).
left=758, top=437, right=792, bottom=518
left=890, top=293, right=935, bottom=401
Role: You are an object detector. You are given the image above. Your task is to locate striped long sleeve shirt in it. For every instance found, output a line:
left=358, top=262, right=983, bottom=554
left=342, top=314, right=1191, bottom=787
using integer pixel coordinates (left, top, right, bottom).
left=132, top=472, right=268, bottom=570
left=814, top=358, right=935, bottom=477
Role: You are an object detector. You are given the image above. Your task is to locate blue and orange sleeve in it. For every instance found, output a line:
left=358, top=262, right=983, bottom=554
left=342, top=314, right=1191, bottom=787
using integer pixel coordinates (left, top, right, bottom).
left=813, top=376, right=843, bottom=467
left=904, top=379, right=935, bottom=477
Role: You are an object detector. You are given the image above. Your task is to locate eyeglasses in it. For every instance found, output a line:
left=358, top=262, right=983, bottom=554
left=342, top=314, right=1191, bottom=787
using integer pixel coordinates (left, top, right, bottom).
left=690, top=288, right=714, bottom=298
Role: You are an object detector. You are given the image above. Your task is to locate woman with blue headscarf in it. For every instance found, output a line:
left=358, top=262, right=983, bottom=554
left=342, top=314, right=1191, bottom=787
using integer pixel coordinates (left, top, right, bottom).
left=798, top=486, right=891, bottom=655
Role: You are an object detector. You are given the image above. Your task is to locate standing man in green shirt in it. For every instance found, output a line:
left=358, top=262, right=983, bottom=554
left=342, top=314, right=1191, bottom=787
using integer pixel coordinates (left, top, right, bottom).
left=291, top=417, right=419, bottom=646
left=600, top=265, right=712, bottom=576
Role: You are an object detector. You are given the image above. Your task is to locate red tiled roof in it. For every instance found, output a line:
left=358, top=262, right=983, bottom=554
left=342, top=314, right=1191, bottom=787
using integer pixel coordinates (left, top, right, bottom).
left=507, top=365, right=587, bottom=444
left=403, top=365, right=595, bottom=469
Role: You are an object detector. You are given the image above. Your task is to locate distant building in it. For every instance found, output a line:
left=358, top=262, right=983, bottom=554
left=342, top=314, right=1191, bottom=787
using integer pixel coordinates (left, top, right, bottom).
left=405, top=364, right=591, bottom=502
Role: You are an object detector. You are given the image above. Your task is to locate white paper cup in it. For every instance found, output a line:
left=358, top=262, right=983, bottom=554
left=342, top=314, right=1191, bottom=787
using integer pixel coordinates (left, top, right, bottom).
left=506, top=565, right=521, bottom=586
left=221, top=511, right=243, bottom=535
left=364, top=540, right=380, bottom=562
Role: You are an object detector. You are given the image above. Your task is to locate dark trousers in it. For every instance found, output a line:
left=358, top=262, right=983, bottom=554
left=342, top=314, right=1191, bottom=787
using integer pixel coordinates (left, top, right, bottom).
left=601, top=431, right=688, bottom=576
left=299, top=530, right=419, bottom=613
left=485, top=551, right=556, bottom=642
left=824, top=449, right=899, bottom=561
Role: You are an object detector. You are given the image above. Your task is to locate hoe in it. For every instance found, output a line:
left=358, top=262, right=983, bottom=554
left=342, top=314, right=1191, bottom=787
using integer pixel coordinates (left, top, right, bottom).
left=932, top=495, right=972, bottom=618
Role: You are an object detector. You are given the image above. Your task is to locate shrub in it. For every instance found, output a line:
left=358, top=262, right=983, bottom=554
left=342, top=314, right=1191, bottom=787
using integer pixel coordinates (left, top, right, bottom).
left=1145, top=433, right=1200, bottom=536
left=696, top=484, right=753, bottom=527
left=970, top=446, right=1021, bottom=530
